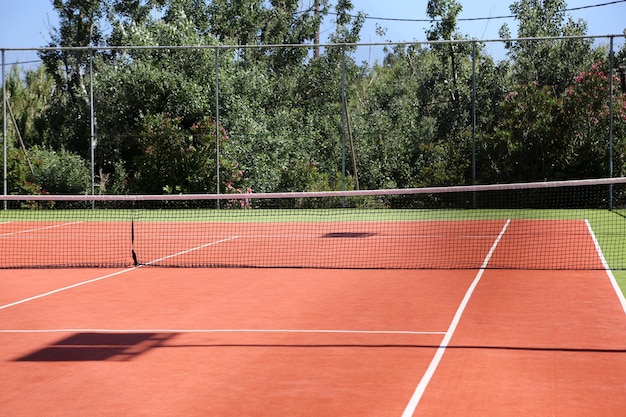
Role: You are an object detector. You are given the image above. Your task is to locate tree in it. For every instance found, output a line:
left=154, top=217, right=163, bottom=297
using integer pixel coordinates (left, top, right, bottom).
left=562, top=62, right=626, bottom=177
left=488, top=0, right=615, bottom=182
left=35, top=0, right=624, bottom=195
left=204, top=0, right=365, bottom=192
left=499, top=0, right=598, bottom=92
left=495, top=81, right=564, bottom=181
left=488, top=59, right=626, bottom=182
left=426, top=0, right=465, bottom=105
left=131, top=113, right=238, bottom=194
left=2, top=63, right=92, bottom=195
left=203, top=0, right=330, bottom=72
left=29, top=146, right=91, bottom=194
left=421, top=0, right=474, bottom=185
left=3, top=66, right=54, bottom=148
left=97, top=17, right=225, bottom=191
left=38, top=0, right=109, bottom=159
left=349, top=44, right=469, bottom=189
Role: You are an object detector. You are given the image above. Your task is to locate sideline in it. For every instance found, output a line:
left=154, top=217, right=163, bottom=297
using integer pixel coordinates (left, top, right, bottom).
left=585, top=220, right=626, bottom=315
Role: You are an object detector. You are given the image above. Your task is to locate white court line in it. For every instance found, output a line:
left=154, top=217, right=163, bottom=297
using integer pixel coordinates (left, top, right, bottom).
left=0, top=221, right=83, bottom=237
left=140, top=236, right=239, bottom=265
left=0, top=236, right=239, bottom=311
left=401, top=219, right=511, bottom=417
left=0, top=268, right=139, bottom=311
left=0, top=328, right=445, bottom=335
left=585, top=220, right=626, bottom=315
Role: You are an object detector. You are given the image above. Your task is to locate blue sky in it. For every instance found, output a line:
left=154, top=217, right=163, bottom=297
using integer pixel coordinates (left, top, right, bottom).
left=1, top=0, right=625, bottom=65
left=349, top=0, right=626, bottom=43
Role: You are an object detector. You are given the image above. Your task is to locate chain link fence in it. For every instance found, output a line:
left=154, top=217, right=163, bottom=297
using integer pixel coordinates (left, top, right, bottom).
left=2, top=35, right=626, bottom=196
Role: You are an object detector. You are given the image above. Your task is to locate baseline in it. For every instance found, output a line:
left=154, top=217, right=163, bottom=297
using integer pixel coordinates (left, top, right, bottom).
left=0, top=328, right=446, bottom=335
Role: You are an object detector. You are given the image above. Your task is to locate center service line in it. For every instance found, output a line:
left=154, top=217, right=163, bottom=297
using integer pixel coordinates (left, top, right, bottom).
left=401, top=219, right=511, bottom=417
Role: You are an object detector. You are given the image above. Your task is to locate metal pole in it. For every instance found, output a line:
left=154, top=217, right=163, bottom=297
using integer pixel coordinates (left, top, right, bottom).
left=471, top=42, right=477, bottom=208
left=215, top=47, right=220, bottom=208
left=341, top=46, right=346, bottom=197
left=314, top=0, right=320, bottom=58
left=608, top=36, right=615, bottom=210
left=2, top=49, right=6, bottom=208
left=90, top=50, right=96, bottom=204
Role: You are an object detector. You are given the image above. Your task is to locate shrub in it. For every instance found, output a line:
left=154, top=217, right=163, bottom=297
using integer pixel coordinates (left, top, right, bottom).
left=28, top=146, right=90, bottom=194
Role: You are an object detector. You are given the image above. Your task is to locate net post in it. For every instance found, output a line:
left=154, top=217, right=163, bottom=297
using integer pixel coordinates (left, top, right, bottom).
left=130, top=199, right=140, bottom=266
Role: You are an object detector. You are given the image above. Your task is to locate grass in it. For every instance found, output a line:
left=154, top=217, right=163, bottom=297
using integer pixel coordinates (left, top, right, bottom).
left=613, top=271, right=626, bottom=297
left=0, top=207, right=620, bottom=221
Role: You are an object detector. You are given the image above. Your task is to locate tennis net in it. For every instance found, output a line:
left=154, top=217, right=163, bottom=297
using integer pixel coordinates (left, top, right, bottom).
left=1, top=177, right=626, bottom=269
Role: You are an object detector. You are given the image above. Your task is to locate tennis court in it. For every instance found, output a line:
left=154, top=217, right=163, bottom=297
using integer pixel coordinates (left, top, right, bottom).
left=2, top=180, right=626, bottom=416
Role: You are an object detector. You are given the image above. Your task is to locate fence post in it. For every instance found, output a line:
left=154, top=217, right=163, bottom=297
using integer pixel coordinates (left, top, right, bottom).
left=89, top=50, right=96, bottom=204
left=471, top=42, right=477, bottom=208
left=215, top=47, right=220, bottom=208
left=2, top=49, right=6, bottom=207
left=609, top=36, right=615, bottom=210
left=341, top=45, right=347, bottom=198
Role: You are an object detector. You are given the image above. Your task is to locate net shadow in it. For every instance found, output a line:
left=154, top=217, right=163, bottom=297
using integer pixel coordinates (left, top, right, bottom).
left=321, top=232, right=376, bottom=238
left=15, top=332, right=178, bottom=362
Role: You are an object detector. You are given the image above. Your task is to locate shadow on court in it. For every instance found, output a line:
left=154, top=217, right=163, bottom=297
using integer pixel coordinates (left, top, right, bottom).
left=15, top=332, right=177, bottom=362
left=14, top=330, right=626, bottom=362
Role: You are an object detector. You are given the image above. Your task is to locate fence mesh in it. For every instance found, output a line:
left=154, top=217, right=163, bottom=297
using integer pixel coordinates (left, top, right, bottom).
left=2, top=36, right=626, bottom=198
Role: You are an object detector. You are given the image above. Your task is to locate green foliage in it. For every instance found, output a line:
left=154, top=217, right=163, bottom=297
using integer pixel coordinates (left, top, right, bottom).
left=501, top=0, right=598, bottom=92
left=486, top=61, right=626, bottom=181
left=563, top=62, right=626, bottom=176
left=350, top=41, right=473, bottom=189
left=3, top=0, right=624, bottom=198
left=28, top=146, right=91, bottom=194
left=4, top=66, right=54, bottom=148
left=327, top=0, right=365, bottom=46
left=426, top=0, right=463, bottom=41
left=6, top=146, right=89, bottom=195
left=130, top=113, right=240, bottom=194
left=38, top=0, right=109, bottom=159
left=494, top=82, right=564, bottom=180
left=278, top=159, right=344, bottom=193
left=6, top=147, right=41, bottom=195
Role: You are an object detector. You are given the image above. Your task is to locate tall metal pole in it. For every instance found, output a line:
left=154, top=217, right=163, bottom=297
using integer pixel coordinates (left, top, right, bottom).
left=314, top=0, right=320, bottom=58
left=90, top=50, right=96, bottom=203
left=608, top=36, right=615, bottom=210
left=471, top=42, right=477, bottom=208
left=341, top=46, right=346, bottom=194
left=2, top=49, right=6, bottom=207
left=215, top=47, right=220, bottom=208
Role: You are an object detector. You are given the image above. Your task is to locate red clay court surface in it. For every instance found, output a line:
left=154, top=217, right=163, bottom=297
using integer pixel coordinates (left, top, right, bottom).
left=1, top=219, right=626, bottom=416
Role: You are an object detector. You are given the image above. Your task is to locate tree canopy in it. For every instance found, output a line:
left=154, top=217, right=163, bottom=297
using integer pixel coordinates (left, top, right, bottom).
left=2, top=0, right=625, bottom=196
